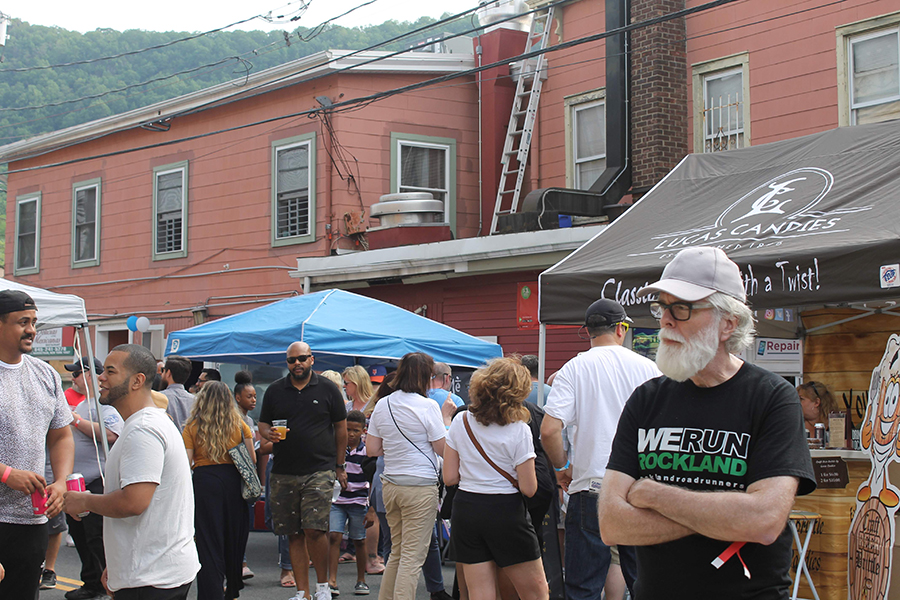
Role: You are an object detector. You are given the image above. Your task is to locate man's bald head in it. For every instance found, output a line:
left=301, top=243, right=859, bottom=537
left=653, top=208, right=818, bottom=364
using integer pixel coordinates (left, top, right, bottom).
left=287, top=341, right=311, bottom=355
left=286, top=341, right=314, bottom=383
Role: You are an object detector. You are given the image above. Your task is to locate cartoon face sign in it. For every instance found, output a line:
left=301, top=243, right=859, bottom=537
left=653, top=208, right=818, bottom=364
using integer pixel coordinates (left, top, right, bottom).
left=869, top=337, right=900, bottom=450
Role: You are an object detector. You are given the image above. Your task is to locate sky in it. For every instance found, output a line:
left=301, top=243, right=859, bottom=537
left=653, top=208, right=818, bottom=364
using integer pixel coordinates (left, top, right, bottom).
left=5, top=0, right=487, bottom=34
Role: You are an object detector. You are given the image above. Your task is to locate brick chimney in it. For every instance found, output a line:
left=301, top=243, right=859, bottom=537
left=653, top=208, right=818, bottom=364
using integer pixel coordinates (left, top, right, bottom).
left=630, top=0, right=688, bottom=194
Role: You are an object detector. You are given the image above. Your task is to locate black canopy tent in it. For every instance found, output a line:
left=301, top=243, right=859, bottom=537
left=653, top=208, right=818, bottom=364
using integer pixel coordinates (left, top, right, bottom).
left=535, top=120, right=900, bottom=394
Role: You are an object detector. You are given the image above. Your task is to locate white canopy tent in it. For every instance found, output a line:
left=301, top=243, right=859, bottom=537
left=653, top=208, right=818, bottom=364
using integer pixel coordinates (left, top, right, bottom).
left=1, top=278, right=111, bottom=458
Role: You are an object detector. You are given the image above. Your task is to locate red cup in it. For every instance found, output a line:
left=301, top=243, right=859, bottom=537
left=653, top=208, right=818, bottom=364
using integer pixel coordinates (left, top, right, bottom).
left=66, top=473, right=89, bottom=517
left=31, top=489, right=47, bottom=515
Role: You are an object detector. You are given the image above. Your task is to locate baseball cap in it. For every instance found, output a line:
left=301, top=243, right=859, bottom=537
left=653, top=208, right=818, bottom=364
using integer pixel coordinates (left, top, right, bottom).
left=584, top=298, right=632, bottom=327
left=369, top=365, right=387, bottom=383
left=65, top=356, right=104, bottom=375
left=0, top=290, right=37, bottom=315
left=637, top=247, right=746, bottom=302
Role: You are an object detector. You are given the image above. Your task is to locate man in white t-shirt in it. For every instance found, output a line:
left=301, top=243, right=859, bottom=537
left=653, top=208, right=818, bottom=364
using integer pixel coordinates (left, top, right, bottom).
left=541, top=299, right=660, bottom=600
left=64, top=344, right=199, bottom=600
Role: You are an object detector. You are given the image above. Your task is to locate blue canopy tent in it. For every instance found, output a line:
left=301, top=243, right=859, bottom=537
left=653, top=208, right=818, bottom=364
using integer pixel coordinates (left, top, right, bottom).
left=164, top=289, right=503, bottom=370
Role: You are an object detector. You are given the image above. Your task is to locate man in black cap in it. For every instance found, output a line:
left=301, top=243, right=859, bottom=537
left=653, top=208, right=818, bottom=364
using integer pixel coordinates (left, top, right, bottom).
left=540, top=298, right=660, bottom=599
left=64, top=356, right=104, bottom=408
left=0, top=290, right=74, bottom=598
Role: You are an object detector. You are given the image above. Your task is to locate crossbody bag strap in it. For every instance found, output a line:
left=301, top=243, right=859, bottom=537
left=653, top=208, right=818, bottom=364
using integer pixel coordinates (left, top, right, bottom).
left=463, top=412, right=519, bottom=490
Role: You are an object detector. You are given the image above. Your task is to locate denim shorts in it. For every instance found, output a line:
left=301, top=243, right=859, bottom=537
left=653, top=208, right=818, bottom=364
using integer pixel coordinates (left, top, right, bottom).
left=329, top=502, right=368, bottom=540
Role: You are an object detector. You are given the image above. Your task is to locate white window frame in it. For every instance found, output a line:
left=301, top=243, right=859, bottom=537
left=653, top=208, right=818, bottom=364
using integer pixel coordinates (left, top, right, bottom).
left=72, top=178, right=101, bottom=268
left=152, top=161, right=188, bottom=260
left=564, top=89, right=606, bottom=189
left=390, top=132, right=457, bottom=235
left=271, top=133, right=317, bottom=247
left=836, top=13, right=900, bottom=127
left=691, top=52, right=751, bottom=153
left=14, top=192, right=41, bottom=276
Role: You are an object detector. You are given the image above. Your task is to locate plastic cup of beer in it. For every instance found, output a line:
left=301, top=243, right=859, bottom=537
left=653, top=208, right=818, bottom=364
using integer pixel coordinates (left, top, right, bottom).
left=272, top=420, right=288, bottom=440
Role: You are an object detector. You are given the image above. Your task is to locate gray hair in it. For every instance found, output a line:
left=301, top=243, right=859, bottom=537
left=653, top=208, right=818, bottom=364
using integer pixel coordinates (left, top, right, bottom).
left=706, top=292, right=756, bottom=354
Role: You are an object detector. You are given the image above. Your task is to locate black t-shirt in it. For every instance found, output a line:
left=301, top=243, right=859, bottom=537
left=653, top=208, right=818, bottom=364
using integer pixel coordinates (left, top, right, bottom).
left=259, top=372, right=347, bottom=476
left=607, top=362, right=816, bottom=600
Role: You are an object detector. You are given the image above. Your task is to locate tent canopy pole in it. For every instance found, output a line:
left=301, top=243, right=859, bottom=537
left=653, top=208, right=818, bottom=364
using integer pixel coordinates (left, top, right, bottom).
left=81, top=325, right=110, bottom=461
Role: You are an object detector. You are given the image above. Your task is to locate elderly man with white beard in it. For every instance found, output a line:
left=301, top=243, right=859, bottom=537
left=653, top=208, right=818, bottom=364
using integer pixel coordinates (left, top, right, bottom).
left=598, top=247, right=816, bottom=600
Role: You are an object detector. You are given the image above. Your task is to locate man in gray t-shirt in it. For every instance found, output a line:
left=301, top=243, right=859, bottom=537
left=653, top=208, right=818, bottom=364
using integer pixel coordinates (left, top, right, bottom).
left=159, top=355, right=194, bottom=431
left=0, top=290, right=74, bottom=599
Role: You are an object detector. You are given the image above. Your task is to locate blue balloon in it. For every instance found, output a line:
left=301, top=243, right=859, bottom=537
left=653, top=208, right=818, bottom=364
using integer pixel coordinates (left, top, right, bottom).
left=126, top=315, right=139, bottom=332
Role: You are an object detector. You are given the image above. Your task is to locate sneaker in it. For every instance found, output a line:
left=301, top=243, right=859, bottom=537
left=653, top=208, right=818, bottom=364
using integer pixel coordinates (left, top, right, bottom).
left=66, top=534, right=76, bottom=547
left=40, top=569, right=57, bottom=590
left=65, top=587, right=104, bottom=600
left=288, top=592, right=307, bottom=600
left=242, top=565, right=255, bottom=580
left=315, top=586, right=333, bottom=600
left=354, top=582, right=370, bottom=595
left=331, top=585, right=340, bottom=597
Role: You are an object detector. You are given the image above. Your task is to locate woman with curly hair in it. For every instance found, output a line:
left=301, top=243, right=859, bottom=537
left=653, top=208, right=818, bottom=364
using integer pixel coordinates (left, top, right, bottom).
left=443, top=357, right=549, bottom=600
left=343, top=365, right=376, bottom=416
left=182, top=381, right=255, bottom=600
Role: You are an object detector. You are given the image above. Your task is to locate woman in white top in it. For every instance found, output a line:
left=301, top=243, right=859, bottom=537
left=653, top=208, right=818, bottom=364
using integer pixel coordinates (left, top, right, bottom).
left=444, top=357, right=549, bottom=600
left=366, top=352, right=446, bottom=600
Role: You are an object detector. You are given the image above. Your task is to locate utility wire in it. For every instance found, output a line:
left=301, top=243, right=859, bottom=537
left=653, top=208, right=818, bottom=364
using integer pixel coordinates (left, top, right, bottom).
left=0, top=14, right=269, bottom=72
left=0, top=0, right=473, bottom=128
left=7, top=0, right=818, bottom=175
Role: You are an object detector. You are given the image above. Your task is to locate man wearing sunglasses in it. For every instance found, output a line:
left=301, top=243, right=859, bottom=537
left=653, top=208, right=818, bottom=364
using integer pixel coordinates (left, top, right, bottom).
left=259, top=342, right=348, bottom=600
left=599, top=246, right=815, bottom=599
left=541, top=298, right=661, bottom=599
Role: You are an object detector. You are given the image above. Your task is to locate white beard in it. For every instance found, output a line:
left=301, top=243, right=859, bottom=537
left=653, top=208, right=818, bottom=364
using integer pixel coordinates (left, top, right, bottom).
left=656, top=318, right=721, bottom=382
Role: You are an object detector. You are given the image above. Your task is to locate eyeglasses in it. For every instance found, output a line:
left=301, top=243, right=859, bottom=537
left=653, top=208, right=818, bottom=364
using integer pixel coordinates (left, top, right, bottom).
left=287, top=354, right=313, bottom=364
left=72, top=371, right=83, bottom=378
left=619, top=322, right=630, bottom=334
left=649, top=301, right=713, bottom=321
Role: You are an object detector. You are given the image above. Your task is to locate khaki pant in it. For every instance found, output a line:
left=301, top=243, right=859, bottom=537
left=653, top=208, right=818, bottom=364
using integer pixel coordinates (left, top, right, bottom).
left=379, top=481, right=439, bottom=600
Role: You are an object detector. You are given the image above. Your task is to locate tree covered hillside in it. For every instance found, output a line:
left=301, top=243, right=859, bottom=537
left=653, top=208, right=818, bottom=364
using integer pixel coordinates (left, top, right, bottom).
left=0, top=15, right=473, bottom=145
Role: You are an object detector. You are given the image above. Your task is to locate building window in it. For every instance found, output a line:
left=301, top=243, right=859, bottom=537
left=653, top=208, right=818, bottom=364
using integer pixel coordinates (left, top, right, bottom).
left=692, top=53, right=751, bottom=153
left=390, top=132, right=457, bottom=233
left=72, top=178, right=101, bottom=267
left=14, top=193, right=40, bottom=275
left=564, top=89, right=606, bottom=190
left=272, top=133, right=316, bottom=247
left=838, top=13, right=900, bottom=126
left=152, top=161, right=188, bottom=260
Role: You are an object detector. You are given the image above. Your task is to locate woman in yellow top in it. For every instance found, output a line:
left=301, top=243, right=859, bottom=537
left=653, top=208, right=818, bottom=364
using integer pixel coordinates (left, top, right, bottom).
left=183, top=381, right=255, bottom=600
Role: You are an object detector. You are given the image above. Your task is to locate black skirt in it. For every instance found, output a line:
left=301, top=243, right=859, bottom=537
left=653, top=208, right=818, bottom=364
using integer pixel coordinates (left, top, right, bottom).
left=448, top=489, right=541, bottom=568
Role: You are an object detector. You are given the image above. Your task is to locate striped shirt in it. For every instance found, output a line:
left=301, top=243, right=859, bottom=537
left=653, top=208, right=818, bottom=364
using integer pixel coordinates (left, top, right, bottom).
left=335, top=440, right=369, bottom=506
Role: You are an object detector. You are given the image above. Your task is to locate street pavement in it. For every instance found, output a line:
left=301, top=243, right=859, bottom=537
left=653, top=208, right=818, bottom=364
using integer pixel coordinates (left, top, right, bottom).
left=40, top=531, right=456, bottom=600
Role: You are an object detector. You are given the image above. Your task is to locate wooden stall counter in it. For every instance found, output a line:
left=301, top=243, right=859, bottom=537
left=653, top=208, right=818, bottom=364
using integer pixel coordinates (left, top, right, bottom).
left=790, top=449, right=871, bottom=600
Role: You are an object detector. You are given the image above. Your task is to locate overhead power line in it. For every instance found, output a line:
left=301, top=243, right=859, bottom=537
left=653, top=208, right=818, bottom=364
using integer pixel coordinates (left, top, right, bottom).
left=0, top=0, right=481, bottom=128
left=5, top=0, right=792, bottom=175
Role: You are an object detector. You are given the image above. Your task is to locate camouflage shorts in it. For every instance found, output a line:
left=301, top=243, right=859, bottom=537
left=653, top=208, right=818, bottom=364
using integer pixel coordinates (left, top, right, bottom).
left=269, top=470, right=336, bottom=534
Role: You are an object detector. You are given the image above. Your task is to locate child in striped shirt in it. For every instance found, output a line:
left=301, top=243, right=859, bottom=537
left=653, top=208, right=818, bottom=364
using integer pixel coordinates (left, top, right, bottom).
left=329, top=410, right=374, bottom=595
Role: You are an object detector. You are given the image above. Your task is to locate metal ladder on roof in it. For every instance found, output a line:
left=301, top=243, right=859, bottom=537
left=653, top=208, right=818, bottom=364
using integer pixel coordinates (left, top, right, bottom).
left=489, top=6, right=555, bottom=235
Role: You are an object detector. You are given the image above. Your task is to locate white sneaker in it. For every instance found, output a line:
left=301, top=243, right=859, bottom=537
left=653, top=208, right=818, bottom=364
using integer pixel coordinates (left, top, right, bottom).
left=315, top=586, right=332, bottom=600
left=289, top=592, right=307, bottom=600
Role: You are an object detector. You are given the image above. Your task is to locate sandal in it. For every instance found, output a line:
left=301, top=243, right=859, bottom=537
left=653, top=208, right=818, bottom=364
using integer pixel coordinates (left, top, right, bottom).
left=339, top=553, right=356, bottom=563
left=281, top=571, right=296, bottom=588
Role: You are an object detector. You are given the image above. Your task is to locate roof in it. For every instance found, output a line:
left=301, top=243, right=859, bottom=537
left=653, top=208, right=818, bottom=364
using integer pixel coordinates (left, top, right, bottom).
left=0, top=49, right=476, bottom=163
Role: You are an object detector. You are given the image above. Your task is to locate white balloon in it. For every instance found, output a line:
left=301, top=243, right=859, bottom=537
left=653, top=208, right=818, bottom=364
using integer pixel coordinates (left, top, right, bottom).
left=136, top=316, right=151, bottom=333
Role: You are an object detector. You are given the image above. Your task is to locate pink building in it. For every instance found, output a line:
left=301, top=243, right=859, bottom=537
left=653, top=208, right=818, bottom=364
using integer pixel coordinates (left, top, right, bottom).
left=1, top=0, right=896, bottom=375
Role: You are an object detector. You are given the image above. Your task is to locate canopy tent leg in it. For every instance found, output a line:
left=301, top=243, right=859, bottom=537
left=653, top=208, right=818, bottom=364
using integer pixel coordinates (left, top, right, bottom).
left=803, top=306, right=900, bottom=335
left=538, top=323, right=547, bottom=407
left=81, top=325, right=110, bottom=463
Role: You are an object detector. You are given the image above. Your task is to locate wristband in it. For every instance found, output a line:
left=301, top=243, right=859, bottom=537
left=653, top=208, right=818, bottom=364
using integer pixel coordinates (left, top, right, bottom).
left=1, top=465, right=11, bottom=484
left=554, top=459, right=570, bottom=472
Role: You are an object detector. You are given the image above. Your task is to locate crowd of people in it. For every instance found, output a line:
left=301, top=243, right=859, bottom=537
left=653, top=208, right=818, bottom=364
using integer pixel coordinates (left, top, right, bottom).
left=0, top=246, right=824, bottom=600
